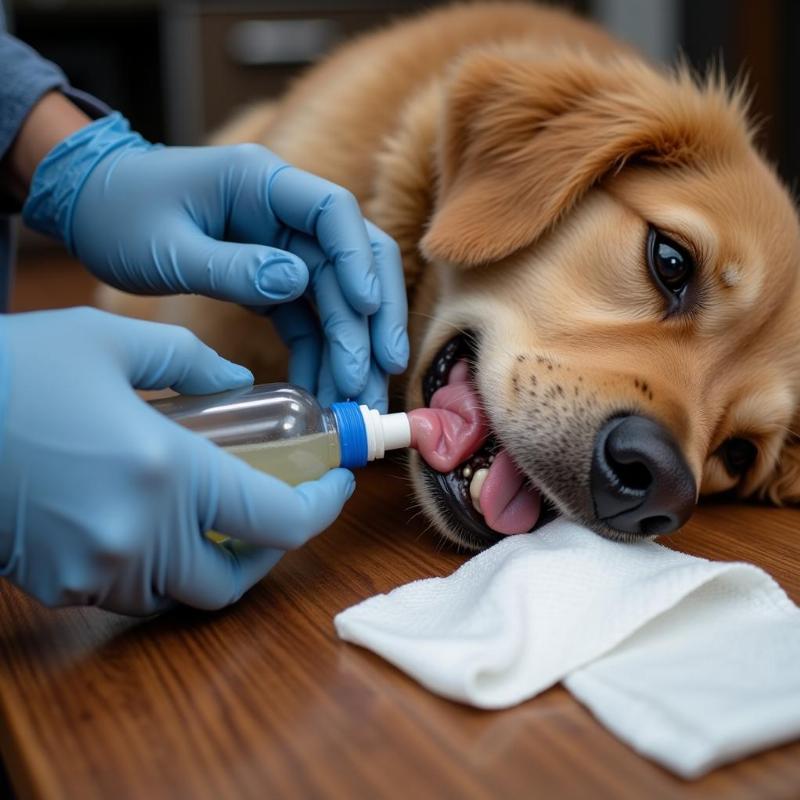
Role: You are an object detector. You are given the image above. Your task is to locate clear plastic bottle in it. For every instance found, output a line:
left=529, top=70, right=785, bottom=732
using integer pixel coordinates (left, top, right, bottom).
left=150, top=383, right=411, bottom=485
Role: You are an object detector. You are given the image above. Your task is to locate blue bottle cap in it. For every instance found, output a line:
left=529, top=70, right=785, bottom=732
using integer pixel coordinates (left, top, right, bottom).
left=330, top=401, right=368, bottom=469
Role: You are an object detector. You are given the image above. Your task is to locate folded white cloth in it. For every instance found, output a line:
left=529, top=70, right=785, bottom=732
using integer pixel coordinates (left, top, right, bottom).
left=334, top=518, right=800, bottom=779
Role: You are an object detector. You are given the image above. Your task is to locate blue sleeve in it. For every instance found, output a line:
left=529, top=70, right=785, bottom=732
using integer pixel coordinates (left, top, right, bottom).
left=0, top=32, right=68, bottom=162
left=0, top=32, right=111, bottom=213
left=0, top=313, right=8, bottom=472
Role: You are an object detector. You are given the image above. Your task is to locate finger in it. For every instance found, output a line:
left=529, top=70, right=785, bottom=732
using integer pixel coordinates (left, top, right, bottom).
left=209, top=441, right=356, bottom=548
left=268, top=166, right=380, bottom=314
left=103, top=313, right=255, bottom=394
left=170, top=225, right=309, bottom=305
left=268, top=300, right=323, bottom=393
left=166, top=538, right=285, bottom=611
left=365, top=220, right=409, bottom=374
left=316, top=343, right=340, bottom=408
left=277, top=232, right=371, bottom=396
left=355, top=360, right=390, bottom=414
left=311, top=261, right=371, bottom=397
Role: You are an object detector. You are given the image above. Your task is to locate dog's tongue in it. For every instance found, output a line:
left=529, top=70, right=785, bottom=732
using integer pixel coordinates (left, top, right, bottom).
left=479, top=450, right=541, bottom=534
left=408, top=360, right=540, bottom=535
left=407, top=373, right=488, bottom=473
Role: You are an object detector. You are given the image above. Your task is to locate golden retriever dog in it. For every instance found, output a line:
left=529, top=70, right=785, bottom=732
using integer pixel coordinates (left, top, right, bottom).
left=104, top=1, right=800, bottom=549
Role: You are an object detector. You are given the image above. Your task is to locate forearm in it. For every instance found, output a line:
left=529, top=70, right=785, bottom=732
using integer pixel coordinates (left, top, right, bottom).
left=5, top=91, right=91, bottom=203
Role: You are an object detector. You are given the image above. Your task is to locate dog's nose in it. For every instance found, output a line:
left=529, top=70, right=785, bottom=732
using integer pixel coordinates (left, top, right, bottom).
left=590, top=415, right=696, bottom=536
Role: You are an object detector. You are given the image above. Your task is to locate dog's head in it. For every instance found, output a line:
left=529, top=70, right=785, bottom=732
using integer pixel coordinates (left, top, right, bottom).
left=406, top=47, right=800, bottom=549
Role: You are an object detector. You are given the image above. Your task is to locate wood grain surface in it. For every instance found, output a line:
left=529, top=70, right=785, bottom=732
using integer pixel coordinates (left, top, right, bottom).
left=1, top=460, right=800, bottom=800
left=4, top=254, right=800, bottom=799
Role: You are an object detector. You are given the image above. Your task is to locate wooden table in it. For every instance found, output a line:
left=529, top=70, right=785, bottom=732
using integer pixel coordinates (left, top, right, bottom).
left=4, top=253, right=800, bottom=798
left=1, top=458, right=800, bottom=800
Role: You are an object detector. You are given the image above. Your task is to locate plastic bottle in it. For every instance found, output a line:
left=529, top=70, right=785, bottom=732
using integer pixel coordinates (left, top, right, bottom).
left=150, top=382, right=411, bottom=485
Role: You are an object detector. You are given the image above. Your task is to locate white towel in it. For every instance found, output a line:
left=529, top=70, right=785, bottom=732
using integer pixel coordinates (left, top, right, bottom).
left=334, top=518, right=800, bottom=779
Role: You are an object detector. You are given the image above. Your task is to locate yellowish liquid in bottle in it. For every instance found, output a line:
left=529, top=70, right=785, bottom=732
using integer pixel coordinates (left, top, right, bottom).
left=227, top=432, right=340, bottom=486
left=206, top=432, right=340, bottom=543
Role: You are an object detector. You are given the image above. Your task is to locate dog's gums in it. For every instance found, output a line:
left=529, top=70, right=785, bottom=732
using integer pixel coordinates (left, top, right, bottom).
left=408, top=350, right=542, bottom=535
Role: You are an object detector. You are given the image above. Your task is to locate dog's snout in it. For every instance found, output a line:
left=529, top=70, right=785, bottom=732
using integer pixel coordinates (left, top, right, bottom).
left=590, top=415, right=696, bottom=536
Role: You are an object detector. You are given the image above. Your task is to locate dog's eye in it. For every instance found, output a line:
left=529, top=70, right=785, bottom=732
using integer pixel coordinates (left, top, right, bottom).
left=718, top=437, right=758, bottom=476
left=647, top=228, right=694, bottom=298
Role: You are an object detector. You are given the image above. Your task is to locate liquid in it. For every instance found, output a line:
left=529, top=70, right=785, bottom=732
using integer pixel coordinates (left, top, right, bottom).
left=207, top=433, right=339, bottom=544
left=227, top=432, right=339, bottom=486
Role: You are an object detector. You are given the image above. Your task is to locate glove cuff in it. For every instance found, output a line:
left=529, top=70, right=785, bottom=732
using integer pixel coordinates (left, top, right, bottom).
left=22, top=112, right=148, bottom=252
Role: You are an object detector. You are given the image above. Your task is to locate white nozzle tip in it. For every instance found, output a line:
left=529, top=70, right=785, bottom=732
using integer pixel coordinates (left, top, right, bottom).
left=381, top=412, right=412, bottom=453
left=359, top=406, right=411, bottom=461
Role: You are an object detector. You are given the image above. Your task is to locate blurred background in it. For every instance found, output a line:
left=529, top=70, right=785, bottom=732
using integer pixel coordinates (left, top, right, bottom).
left=5, top=0, right=799, bottom=306
left=6, top=0, right=795, bottom=169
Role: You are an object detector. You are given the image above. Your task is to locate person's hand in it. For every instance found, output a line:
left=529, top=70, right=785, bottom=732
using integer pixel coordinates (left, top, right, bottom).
left=21, top=111, right=408, bottom=412
left=0, top=307, right=355, bottom=615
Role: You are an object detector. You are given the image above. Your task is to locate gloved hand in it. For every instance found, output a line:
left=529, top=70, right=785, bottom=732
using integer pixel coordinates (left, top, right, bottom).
left=0, top=307, right=355, bottom=615
left=22, top=113, right=408, bottom=412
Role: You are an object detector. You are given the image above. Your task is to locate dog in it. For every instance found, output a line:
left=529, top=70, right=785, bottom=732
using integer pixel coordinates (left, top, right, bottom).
left=103, top=1, right=800, bottom=549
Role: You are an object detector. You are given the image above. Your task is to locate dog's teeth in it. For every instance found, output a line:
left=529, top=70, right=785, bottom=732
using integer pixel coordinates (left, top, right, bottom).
left=469, top=468, right=489, bottom=513
left=462, top=465, right=473, bottom=479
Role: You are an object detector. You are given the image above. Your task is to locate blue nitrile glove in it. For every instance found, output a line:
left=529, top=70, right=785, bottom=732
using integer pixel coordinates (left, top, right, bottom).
left=22, top=113, right=408, bottom=412
left=0, top=307, right=355, bottom=615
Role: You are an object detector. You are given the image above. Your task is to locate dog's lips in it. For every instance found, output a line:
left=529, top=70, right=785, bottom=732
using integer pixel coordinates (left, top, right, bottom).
left=413, top=334, right=546, bottom=539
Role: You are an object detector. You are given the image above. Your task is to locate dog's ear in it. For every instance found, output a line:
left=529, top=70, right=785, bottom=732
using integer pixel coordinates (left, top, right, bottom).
left=420, top=48, right=752, bottom=267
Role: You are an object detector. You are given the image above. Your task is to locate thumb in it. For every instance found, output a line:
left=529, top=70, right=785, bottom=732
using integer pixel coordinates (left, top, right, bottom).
left=170, top=225, right=309, bottom=305
left=158, top=430, right=354, bottom=610
left=207, top=439, right=356, bottom=549
left=103, top=313, right=254, bottom=394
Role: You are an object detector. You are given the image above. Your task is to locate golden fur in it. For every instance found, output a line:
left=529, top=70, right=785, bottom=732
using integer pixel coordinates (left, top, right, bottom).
left=103, top=2, right=800, bottom=545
